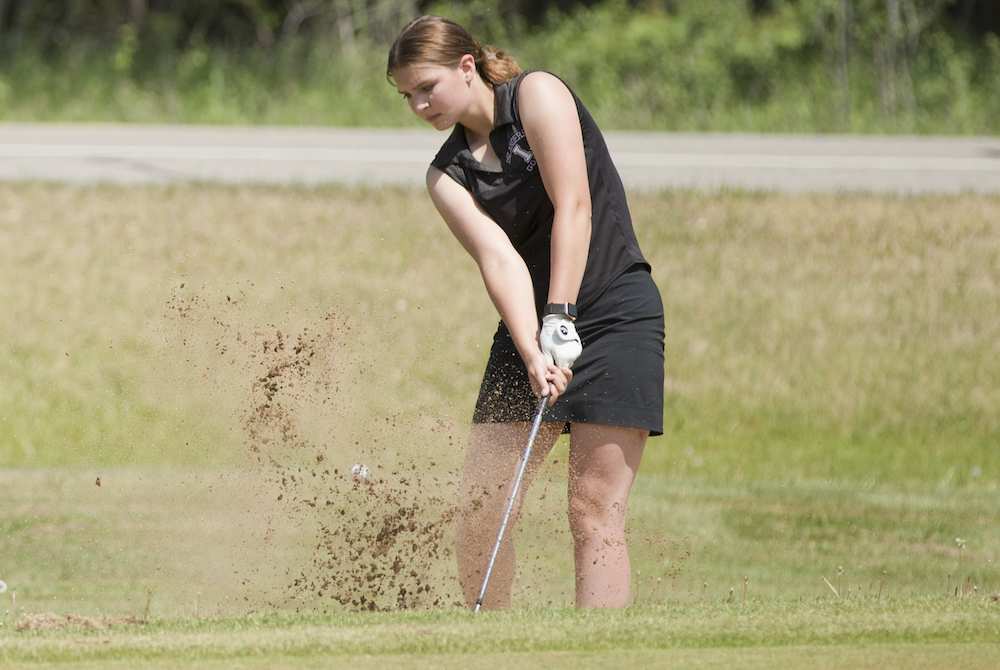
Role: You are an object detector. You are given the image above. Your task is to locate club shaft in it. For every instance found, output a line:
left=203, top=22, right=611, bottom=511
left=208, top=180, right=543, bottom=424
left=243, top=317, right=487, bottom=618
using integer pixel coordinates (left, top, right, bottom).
left=474, top=393, right=548, bottom=612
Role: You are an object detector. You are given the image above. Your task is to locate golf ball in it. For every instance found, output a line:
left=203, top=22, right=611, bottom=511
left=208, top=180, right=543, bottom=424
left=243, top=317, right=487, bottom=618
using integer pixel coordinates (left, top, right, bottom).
left=350, top=463, right=370, bottom=483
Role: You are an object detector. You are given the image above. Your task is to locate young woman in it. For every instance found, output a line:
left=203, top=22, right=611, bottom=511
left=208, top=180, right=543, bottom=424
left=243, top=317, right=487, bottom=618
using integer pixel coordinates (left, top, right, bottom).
left=388, top=15, right=664, bottom=609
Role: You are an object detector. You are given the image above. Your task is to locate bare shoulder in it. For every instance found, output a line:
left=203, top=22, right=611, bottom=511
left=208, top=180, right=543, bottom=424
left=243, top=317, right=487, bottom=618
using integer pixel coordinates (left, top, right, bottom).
left=518, top=72, right=583, bottom=155
left=519, top=71, right=569, bottom=96
left=517, top=72, right=588, bottom=203
left=426, top=165, right=448, bottom=193
left=426, top=165, right=467, bottom=209
left=518, top=71, right=575, bottom=114
left=426, top=165, right=484, bottom=221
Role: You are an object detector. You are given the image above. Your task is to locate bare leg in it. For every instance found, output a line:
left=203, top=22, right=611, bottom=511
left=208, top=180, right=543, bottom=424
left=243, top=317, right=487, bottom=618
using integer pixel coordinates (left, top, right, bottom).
left=455, top=421, right=563, bottom=610
left=567, top=423, right=647, bottom=608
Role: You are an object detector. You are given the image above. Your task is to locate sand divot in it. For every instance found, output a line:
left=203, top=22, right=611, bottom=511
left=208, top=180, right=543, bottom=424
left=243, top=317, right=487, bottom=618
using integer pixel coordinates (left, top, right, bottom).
left=166, top=284, right=465, bottom=611
left=164, top=283, right=686, bottom=611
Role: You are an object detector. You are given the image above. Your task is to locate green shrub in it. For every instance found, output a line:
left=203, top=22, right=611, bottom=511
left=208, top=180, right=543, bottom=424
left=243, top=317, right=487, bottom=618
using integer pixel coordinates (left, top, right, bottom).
left=0, top=0, right=997, bottom=133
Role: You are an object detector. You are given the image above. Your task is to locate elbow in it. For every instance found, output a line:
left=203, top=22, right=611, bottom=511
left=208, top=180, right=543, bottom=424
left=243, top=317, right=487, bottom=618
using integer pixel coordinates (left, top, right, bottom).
left=559, top=193, right=592, bottom=223
left=477, top=246, right=518, bottom=278
left=556, top=199, right=592, bottom=238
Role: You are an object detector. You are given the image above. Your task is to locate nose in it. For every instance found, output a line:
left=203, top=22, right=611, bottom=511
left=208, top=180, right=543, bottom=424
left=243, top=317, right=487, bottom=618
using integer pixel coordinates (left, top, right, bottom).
left=409, top=98, right=432, bottom=122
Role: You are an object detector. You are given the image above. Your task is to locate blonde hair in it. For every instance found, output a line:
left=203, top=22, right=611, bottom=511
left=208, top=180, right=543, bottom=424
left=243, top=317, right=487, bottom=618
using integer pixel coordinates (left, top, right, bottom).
left=387, top=15, right=521, bottom=85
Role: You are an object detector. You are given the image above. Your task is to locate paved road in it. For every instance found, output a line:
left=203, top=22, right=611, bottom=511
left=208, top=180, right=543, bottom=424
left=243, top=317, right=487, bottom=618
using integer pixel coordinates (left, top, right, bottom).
left=2, top=123, right=998, bottom=194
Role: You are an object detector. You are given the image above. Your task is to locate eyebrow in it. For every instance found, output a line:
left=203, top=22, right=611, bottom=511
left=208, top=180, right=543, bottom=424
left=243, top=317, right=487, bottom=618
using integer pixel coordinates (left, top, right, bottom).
left=397, top=77, right=433, bottom=96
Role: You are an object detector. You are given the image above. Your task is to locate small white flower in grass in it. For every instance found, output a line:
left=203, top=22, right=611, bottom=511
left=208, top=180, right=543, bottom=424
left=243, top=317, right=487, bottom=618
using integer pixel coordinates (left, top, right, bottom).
left=0, top=581, right=6, bottom=594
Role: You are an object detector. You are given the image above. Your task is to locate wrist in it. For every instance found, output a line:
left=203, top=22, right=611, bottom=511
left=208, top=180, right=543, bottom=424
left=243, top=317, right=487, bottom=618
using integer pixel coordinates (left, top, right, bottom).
left=543, top=302, right=577, bottom=321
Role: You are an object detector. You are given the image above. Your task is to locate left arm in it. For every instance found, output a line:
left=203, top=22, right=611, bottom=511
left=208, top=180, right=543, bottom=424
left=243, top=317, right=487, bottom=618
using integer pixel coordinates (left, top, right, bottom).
left=518, top=72, right=592, bottom=308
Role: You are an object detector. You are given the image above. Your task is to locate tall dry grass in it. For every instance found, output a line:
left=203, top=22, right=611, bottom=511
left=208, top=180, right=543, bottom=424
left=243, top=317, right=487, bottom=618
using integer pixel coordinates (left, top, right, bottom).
left=1, top=184, right=998, bottom=486
left=634, top=192, right=1000, bottom=484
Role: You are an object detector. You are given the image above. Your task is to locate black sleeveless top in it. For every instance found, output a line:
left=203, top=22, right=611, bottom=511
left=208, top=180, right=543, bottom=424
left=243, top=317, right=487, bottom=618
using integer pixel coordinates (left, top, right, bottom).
left=430, top=71, right=649, bottom=315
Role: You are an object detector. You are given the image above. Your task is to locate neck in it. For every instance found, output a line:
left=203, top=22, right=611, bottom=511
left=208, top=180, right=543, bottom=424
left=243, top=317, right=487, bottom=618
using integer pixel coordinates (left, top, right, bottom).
left=459, top=75, right=496, bottom=140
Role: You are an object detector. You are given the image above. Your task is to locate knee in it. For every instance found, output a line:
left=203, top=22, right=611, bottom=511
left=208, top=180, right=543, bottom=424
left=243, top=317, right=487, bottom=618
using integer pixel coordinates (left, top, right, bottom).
left=567, top=481, right=627, bottom=539
left=457, top=482, right=500, bottom=531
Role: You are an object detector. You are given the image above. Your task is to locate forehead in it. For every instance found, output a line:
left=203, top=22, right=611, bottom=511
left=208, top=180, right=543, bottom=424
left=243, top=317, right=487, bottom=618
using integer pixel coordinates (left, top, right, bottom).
left=393, top=64, right=456, bottom=92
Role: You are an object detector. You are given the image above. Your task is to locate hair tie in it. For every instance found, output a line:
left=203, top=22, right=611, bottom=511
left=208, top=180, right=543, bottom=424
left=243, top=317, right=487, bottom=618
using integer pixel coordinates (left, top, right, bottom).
left=487, top=55, right=497, bottom=61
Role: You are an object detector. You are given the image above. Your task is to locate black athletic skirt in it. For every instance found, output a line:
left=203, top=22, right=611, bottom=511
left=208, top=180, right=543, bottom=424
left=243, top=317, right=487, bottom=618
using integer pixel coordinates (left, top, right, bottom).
left=472, top=265, right=665, bottom=436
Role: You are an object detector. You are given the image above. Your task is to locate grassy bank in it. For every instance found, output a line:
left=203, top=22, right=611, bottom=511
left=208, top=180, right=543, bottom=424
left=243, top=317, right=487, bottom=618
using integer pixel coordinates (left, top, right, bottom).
left=2, top=182, right=998, bottom=664
left=1, top=184, right=998, bottom=486
left=636, top=192, right=1000, bottom=485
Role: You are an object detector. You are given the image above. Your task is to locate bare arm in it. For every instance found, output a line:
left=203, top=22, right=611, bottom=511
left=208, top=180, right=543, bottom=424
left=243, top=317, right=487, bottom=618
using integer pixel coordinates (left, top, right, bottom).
left=426, top=166, right=569, bottom=401
left=517, top=72, right=592, bottom=307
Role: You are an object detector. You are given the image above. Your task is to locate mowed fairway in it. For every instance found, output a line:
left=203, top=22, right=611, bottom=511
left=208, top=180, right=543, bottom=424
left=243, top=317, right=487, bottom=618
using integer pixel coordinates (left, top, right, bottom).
left=1, top=183, right=998, bottom=667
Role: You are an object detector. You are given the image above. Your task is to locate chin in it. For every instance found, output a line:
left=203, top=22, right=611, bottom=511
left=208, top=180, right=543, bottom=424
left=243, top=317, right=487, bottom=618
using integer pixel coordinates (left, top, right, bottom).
left=427, top=115, right=451, bottom=130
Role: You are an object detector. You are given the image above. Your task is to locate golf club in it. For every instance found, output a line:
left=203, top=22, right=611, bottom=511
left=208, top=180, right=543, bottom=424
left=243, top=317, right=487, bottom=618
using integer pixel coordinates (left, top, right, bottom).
left=474, top=391, right=549, bottom=612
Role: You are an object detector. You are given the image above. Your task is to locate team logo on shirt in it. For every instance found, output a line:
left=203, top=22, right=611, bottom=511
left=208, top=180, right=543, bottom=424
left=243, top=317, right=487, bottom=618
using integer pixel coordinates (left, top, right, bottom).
left=505, top=131, right=536, bottom=172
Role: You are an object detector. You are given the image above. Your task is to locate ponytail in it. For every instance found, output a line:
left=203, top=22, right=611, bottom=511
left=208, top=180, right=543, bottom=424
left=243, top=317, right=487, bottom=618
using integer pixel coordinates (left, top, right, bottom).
left=388, top=16, right=521, bottom=85
left=478, top=45, right=522, bottom=85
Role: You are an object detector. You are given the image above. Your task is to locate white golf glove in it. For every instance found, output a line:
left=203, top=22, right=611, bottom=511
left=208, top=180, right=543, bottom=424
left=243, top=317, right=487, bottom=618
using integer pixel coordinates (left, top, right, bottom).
left=539, top=314, right=582, bottom=370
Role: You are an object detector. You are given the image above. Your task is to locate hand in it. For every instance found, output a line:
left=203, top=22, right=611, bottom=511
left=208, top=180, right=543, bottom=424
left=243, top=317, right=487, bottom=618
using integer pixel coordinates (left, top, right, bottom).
left=539, top=314, right=582, bottom=370
left=525, top=351, right=571, bottom=407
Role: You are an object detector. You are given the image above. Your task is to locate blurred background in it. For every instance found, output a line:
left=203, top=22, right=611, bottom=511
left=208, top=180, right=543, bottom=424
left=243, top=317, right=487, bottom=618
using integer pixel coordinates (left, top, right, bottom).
left=1, top=0, right=998, bottom=133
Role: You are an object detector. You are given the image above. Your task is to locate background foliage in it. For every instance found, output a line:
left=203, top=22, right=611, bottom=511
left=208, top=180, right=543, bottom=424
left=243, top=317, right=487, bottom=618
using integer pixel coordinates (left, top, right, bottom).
left=0, top=0, right=998, bottom=131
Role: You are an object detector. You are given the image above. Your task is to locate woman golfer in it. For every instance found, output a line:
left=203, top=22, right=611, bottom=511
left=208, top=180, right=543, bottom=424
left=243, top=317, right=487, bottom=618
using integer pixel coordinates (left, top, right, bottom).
left=388, top=15, right=664, bottom=609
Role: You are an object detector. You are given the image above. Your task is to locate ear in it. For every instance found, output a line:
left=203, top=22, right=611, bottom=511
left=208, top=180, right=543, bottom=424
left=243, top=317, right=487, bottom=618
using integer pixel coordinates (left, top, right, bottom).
left=458, top=54, right=477, bottom=82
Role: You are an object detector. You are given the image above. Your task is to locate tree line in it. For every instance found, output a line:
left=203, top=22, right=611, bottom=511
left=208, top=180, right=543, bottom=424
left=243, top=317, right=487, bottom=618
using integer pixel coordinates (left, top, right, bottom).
left=1, top=0, right=997, bottom=132
left=1, top=1, right=996, bottom=51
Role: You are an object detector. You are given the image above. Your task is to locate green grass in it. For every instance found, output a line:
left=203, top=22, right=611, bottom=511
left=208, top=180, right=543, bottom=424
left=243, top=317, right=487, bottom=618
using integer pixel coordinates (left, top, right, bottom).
left=1, top=602, right=999, bottom=668
left=2, top=184, right=998, bottom=485
left=2, top=183, right=999, bottom=665
left=0, top=468, right=996, bottom=614
left=632, top=192, right=1000, bottom=485
left=1, top=469, right=998, bottom=667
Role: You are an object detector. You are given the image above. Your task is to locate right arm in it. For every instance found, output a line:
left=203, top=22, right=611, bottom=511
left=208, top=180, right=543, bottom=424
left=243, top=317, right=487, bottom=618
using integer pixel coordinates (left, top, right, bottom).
left=426, top=166, right=569, bottom=402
